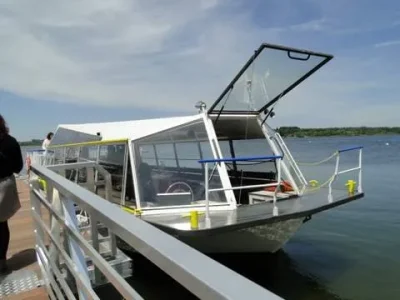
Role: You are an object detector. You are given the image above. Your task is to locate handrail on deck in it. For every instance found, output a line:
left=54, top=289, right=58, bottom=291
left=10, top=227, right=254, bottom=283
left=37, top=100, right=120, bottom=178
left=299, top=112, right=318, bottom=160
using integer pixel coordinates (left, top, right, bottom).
left=198, top=155, right=283, bottom=164
left=328, top=146, right=363, bottom=201
left=198, top=156, right=283, bottom=221
left=337, top=146, right=363, bottom=153
left=29, top=163, right=283, bottom=300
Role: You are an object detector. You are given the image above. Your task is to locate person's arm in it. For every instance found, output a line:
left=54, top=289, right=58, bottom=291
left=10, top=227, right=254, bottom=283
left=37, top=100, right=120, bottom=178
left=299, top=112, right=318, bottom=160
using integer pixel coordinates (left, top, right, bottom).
left=11, top=137, right=23, bottom=174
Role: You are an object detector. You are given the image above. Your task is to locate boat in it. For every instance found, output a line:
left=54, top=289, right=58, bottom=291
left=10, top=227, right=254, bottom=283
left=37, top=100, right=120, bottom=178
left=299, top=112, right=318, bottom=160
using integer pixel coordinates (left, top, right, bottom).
left=28, top=43, right=364, bottom=254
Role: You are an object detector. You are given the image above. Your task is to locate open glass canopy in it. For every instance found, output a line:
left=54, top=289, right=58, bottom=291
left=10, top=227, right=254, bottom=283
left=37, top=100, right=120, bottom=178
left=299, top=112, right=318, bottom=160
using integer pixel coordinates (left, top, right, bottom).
left=208, top=43, right=333, bottom=115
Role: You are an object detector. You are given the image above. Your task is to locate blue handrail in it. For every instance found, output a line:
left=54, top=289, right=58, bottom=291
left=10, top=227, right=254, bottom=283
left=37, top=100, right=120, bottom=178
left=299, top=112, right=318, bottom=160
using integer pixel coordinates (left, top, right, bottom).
left=198, top=155, right=283, bottom=164
left=338, top=146, right=363, bottom=153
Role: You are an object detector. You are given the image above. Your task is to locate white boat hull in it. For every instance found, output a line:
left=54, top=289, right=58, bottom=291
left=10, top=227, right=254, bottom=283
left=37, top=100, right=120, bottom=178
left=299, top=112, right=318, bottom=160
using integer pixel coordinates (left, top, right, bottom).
left=117, top=217, right=304, bottom=254
left=180, top=218, right=304, bottom=253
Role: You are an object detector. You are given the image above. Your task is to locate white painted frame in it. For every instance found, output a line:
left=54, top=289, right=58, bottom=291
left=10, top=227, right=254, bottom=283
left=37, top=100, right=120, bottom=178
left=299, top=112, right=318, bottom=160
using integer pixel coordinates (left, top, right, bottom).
left=200, top=111, right=237, bottom=209
left=257, top=115, right=301, bottom=194
left=127, top=116, right=234, bottom=215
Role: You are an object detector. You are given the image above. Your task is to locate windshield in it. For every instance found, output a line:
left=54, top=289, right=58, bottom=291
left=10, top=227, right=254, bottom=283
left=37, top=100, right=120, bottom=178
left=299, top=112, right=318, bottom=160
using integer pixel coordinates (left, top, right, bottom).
left=208, top=43, right=333, bottom=114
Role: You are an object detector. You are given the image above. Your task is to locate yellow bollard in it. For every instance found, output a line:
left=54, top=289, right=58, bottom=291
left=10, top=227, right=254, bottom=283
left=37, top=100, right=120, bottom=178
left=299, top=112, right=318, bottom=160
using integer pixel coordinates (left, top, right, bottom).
left=190, top=211, right=199, bottom=229
left=38, top=178, right=47, bottom=191
left=346, top=180, right=356, bottom=194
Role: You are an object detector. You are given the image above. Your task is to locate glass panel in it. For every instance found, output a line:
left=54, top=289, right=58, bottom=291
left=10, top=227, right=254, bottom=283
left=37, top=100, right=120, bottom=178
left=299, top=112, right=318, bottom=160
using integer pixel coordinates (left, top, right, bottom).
left=96, top=144, right=126, bottom=205
left=211, top=45, right=329, bottom=113
left=225, top=139, right=277, bottom=204
left=154, top=144, right=177, bottom=168
left=175, top=143, right=201, bottom=169
left=52, top=148, right=66, bottom=164
left=135, top=121, right=226, bottom=208
left=78, top=145, right=98, bottom=162
left=231, top=139, right=276, bottom=176
left=51, top=127, right=101, bottom=145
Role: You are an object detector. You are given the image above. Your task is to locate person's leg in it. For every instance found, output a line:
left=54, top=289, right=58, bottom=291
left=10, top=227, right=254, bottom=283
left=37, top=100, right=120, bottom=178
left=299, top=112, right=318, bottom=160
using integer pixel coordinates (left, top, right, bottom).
left=0, top=220, right=10, bottom=271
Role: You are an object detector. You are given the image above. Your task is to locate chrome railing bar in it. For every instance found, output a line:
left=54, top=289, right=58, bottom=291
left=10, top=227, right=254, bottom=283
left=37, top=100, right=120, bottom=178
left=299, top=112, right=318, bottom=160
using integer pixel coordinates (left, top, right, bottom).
left=30, top=208, right=100, bottom=300
left=36, top=245, right=67, bottom=300
left=36, top=246, right=57, bottom=300
left=35, top=237, right=76, bottom=299
left=31, top=187, right=143, bottom=300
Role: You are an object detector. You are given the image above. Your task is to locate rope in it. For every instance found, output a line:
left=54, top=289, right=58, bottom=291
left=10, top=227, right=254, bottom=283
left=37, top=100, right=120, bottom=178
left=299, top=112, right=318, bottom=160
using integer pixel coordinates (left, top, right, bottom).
left=305, top=174, right=335, bottom=192
left=297, top=151, right=338, bottom=166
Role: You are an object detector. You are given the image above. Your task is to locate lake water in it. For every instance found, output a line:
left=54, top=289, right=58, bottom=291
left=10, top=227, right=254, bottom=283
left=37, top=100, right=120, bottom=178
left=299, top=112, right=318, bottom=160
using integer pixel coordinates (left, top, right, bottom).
left=22, top=135, right=400, bottom=299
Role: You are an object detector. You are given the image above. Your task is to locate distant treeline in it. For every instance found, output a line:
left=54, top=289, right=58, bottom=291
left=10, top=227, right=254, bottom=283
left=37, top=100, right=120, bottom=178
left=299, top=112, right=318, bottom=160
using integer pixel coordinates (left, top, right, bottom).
left=277, top=126, right=400, bottom=137
left=19, top=139, right=43, bottom=146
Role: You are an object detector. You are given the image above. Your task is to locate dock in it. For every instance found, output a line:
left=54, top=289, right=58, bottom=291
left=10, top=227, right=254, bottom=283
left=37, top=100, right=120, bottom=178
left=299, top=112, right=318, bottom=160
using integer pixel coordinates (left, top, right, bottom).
left=1, top=179, right=48, bottom=299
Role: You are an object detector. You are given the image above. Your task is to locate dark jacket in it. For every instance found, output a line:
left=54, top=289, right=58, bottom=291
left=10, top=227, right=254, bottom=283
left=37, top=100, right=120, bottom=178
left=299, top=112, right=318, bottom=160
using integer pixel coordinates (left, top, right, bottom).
left=0, top=134, right=23, bottom=179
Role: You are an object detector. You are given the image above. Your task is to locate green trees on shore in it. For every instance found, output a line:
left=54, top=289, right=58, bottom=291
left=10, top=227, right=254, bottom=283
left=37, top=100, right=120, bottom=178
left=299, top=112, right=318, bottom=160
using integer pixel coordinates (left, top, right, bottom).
left=19, top=139, right=43, bottom=146
left=277, top=126, right=400, bottom=137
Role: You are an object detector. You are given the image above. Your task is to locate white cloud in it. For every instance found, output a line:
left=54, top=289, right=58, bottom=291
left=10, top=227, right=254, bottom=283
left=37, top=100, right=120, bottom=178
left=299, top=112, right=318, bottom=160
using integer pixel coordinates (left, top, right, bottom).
left=0, top=0, right=278, bottom=111
left=374, top=40, right=400, bottom=48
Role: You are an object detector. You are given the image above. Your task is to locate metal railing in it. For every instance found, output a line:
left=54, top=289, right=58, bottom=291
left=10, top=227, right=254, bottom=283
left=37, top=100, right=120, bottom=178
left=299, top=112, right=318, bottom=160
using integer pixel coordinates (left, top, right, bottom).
left=328, top=146, right=363, bottom=201
left=26, top=150, right=56, bottom=168
left=29, top=163, right=284, bottom=300
left=274, top=132, right=308, bottom=188
left=198, top=155, right=283, bottom=224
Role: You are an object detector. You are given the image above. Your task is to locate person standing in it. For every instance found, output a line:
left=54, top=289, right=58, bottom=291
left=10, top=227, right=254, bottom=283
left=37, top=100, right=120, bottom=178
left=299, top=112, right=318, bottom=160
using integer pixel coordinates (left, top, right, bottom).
left=42, top=132, right=54, bottom=151
left=0, top=114, right=23, bottom=273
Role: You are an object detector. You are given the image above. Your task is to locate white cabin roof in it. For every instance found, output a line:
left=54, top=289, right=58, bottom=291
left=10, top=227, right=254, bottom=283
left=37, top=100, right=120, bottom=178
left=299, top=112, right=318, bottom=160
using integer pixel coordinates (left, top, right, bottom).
left=57, top=114, right=202, bottom=141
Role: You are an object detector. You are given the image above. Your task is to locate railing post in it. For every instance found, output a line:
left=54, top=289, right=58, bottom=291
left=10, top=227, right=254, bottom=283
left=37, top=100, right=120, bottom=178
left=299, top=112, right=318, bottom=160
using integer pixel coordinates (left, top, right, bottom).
left=358, top=149, right=363, bottom=193
left=47, top=182, right=63, bottom=268
left=273, top=158, right=281, bottom=216
left=205, top=162, right=211, bottom=228
left=90, top=214, right=102, bottom=284
left=328, top=153, right=340, bottom=202
left=30, top=180, right=46, bottom=248
left=61, top=195, right=91, bottom=300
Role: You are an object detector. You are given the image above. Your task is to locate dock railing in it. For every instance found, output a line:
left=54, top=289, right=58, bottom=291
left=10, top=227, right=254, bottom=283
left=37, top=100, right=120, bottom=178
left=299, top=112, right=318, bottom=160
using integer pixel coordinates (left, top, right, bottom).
left=328, top=146, right=363, bottom=201
left=198, top=155, right=283, bottom=222
left=26, top=149, right=56, bottom=167
left=29, top=163, right=284, bottom=300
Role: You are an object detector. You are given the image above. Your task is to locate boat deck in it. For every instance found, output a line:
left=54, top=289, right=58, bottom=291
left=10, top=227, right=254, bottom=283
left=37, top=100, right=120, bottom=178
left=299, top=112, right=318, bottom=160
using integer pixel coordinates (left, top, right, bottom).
left=144, top=187, right=364, bottom=235
left=0, top=179, right=48, bottom=299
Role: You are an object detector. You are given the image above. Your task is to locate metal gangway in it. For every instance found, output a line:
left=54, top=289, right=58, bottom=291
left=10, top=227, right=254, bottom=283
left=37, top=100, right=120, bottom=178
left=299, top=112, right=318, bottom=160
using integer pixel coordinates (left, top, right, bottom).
left=28, top=161, right=284, bottom=300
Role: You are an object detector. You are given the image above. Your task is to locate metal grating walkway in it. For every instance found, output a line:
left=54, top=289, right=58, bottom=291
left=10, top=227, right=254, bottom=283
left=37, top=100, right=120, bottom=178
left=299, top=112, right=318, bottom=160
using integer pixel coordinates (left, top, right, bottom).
left=0, top=269, right=44, bottom=297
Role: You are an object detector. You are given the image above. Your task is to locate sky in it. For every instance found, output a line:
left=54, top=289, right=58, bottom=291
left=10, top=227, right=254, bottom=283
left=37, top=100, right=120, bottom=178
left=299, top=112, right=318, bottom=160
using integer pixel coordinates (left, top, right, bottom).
left=0, top=0, right=400, bottom=141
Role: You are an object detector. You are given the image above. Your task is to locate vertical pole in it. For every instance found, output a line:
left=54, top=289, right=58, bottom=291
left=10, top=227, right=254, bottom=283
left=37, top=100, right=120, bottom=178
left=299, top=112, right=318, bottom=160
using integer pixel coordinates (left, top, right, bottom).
left=90, top=214, right=102, bottom=284
left=358, top=149, right=363, bottom=193
left=273, top=158, right=280, bottom=216
left=30, top=180, right=46, bottom=257
left=204, top=163, right=211, bottom=227
left=48, top=183, right=62, bottom=267
left=328, top=153, right=340, bottom=202
left=62, top=196, right=91, bottom=300
left=121, top=144, right=129, bottom=205
left=94, top=145, right=101, bottom=195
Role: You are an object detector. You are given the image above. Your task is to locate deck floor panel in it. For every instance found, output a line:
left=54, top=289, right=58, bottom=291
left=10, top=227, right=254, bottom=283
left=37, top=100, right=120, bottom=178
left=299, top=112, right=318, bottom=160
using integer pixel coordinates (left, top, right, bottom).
left=143, top=188, right=364, bottom=235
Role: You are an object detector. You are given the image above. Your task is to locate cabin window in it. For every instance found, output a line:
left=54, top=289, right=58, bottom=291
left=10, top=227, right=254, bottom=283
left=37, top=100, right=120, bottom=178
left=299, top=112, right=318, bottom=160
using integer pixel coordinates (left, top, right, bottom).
left=175, top=143, right=202, bottom=169
left=79, top=145, right=98, bottom=162
left=76, top=143, right=128, bottom=205
left=154, top=144, right=177, bottom=168
left=134, top=121, right=226, bottom=208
